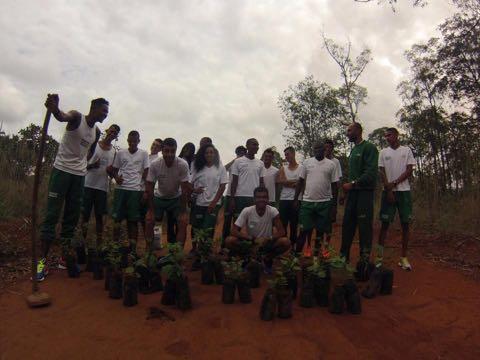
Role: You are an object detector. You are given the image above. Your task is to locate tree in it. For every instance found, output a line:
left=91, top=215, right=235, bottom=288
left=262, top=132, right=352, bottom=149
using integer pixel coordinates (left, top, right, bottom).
left=367, top=127, right=390, bottom=150
left=279, top=76, right=345, bottom=158
left=436, top=6, right=480, bottom=121
left=0, top=124, right=59, bottom=180
left=261, top=146, right=284, bottom=168
left=353, top=0, right=427, bottom=9
left=323, top=36, right=371, bottom=124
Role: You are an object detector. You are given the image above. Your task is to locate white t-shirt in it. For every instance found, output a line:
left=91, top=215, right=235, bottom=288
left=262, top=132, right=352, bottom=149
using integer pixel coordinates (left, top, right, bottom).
left=300, top=157, right=337, bottom=202
left=113, top=148, right=149, bottom=191
left=230, top=156, right=266, bottom=197
left=149, top=153, right=159, bottom=163
left=149, top=154, right=160, bottom=193
left=84, top=145, right=115, bottom=192
left=235, top=205, right=279, bottom=238
left=331, top=157, right=343, bottom=182
left=190, top=164, right=229, bottom=206
left=280, top=164, right=304, bottom=201
left=263, top=165, right=279, bottom=202
left=379, top=145, right=416, bottom=192
left=147, top=157, right=190, bottom=199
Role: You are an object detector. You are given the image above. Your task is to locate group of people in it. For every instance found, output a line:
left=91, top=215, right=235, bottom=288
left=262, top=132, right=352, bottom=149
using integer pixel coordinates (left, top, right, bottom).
left=35, top=94, right=415, bottom=281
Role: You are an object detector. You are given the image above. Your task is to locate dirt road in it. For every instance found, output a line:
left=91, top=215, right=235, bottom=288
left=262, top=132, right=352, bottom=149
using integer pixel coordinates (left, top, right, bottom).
left=1, top=227, right=479, bottom=360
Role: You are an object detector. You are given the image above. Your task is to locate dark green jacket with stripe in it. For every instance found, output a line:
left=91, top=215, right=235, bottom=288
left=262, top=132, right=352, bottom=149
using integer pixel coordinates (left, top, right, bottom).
left=348, top=140, right=379, bottom=190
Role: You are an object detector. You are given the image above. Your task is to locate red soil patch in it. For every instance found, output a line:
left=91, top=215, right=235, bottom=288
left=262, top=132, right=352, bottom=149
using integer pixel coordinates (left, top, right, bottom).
left=1, top=221, right=479, bottom=359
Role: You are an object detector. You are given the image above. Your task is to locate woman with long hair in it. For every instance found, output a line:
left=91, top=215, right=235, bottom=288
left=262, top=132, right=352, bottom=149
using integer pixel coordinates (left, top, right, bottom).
left=179, top=142, right=196, bottom=169
left=190, top=144, right=228, bottom=241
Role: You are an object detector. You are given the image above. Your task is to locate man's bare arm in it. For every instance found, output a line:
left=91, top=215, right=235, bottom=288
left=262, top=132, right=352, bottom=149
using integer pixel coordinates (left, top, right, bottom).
left=179, top=181, right=190, bottom=211
left=393, top=164, right=414, bottom=186
left=272, top=215, right=286, bottom=240
left=146, top=181, right=155, bottom=210
left=294, top=178, right=305, bottom=202
left=230, top=175, right=239, bottom=198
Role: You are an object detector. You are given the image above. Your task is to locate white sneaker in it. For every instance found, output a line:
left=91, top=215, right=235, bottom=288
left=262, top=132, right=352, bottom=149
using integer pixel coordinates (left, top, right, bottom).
left=398, top=257, right=412, bottom=271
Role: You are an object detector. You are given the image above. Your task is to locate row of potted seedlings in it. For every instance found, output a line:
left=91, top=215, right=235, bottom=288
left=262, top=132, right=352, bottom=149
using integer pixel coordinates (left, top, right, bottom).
left=66, top=229, right=394, bottom=314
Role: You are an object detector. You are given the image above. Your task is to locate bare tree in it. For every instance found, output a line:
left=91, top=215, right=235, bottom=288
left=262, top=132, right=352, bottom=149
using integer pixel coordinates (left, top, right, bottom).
left=323, top=35, right=371, bottom=124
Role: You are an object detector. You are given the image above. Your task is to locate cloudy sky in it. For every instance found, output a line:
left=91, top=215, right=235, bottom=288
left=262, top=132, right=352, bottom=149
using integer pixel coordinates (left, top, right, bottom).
left=1, top=0, right=454, bottom=159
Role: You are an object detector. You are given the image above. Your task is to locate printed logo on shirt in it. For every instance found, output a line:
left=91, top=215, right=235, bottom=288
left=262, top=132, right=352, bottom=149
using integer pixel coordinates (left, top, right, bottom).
left=80, top=139, right=90, bottom=148
left=385, top=156, right=391, bottom=161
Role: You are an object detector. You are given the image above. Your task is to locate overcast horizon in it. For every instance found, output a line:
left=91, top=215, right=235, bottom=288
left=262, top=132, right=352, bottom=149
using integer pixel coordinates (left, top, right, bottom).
left=0, top=0, right=455, bottom=160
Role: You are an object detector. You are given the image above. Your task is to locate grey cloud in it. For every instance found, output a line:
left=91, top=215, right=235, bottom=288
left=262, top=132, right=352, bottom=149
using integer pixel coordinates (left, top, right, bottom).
left=1, top=0, right=454, bottom=159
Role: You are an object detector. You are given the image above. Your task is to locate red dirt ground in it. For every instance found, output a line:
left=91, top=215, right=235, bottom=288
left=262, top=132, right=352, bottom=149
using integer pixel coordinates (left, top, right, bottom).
left=1, top=223, right=480, bottom=359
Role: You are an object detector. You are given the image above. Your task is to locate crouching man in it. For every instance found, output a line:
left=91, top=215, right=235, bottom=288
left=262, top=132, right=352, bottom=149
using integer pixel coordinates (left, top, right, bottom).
left=225, top=186, right=290, bottom=273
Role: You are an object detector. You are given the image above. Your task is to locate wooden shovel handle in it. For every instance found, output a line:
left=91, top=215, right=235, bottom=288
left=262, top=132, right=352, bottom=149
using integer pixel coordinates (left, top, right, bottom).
left=31, top=110, right=52, bottom=293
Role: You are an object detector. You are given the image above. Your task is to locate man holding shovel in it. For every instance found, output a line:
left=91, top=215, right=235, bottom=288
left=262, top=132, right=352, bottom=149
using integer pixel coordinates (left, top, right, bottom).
left=36, top=94, right=108, bottom=281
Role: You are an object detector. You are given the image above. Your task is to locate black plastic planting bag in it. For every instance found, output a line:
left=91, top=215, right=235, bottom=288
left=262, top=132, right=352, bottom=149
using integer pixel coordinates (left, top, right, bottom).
left=161, top=279, right=176, bottom=305
left=300, top=277, right=315, bottom=308
left=222, top=279, right=236, bottom=304
left=287, top=276, right=298, bottom=299
left=92, top=256, right=104, bottom=280
left=104, top=266, right=112, bottom=291
left=150, top=271, right=163, bottom=293
left=361, top=268, right=383, bottom=299
left=380, top=268, right=394, bottom=295
left=175, top=276, right=192, bottom=310
left=277, top=288, right=293, bottom=319
left=247, top=261, right=262, bottom=289
left=86, top=249, right=96, bottom=272
left=201, top=261, right=215, bottom=285
left=313, top=276, right=330, bottom=307
left=120, top=246, right=130, bottom=269
left=237, top=278, right=252, bottom=304
left=123, top=274, right=138, bottom=307
left=343, top=279, right=361, bottom=314
left=137, top=266, right=151, bottom=294
left=355, top=260, right=375, bottom=282
left=260, top=288, right=277, bottom=321
left=108, top=271, right=123, bottom=299
left=66, top=253, right=79, bottom=278
left=328, top=285, right=345, bottom=314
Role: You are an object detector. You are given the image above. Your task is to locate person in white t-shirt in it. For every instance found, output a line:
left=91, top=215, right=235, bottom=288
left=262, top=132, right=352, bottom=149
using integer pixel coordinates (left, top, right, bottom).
left=277, top=146, right=303, bottom=247
left=222, top=145, right=247, bottom=242
left=190, top=144, right=228, bottom=241
left=293, top=142, right=338, bottom=256
left=111, top=131, right=149, bottom=253
left=226, top=186, right=289, bottom=273
left=377, top=128, right=415, bottom=271
left=140, top=138, right=163, bottom=230
left=148, top=138, right=163, bottom=164
left=80, top=124, right=120, bottom=249
left=261, top=148, right=279, bottom=206
left=324, top=139, right=343, bottom=244
left=229, top=138, right=266, bottom=218
left=145, top=138, right=190, bottom=247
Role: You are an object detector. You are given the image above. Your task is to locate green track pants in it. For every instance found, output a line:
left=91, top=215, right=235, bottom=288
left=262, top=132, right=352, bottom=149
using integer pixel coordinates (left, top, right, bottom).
left=340, top=190, right=374, bottom=261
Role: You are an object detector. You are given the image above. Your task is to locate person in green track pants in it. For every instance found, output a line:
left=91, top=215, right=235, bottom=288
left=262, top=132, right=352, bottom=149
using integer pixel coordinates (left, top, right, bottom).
left=36, top=94, right=108, bottom=281
left=340, top=123, right=379, bottom=271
